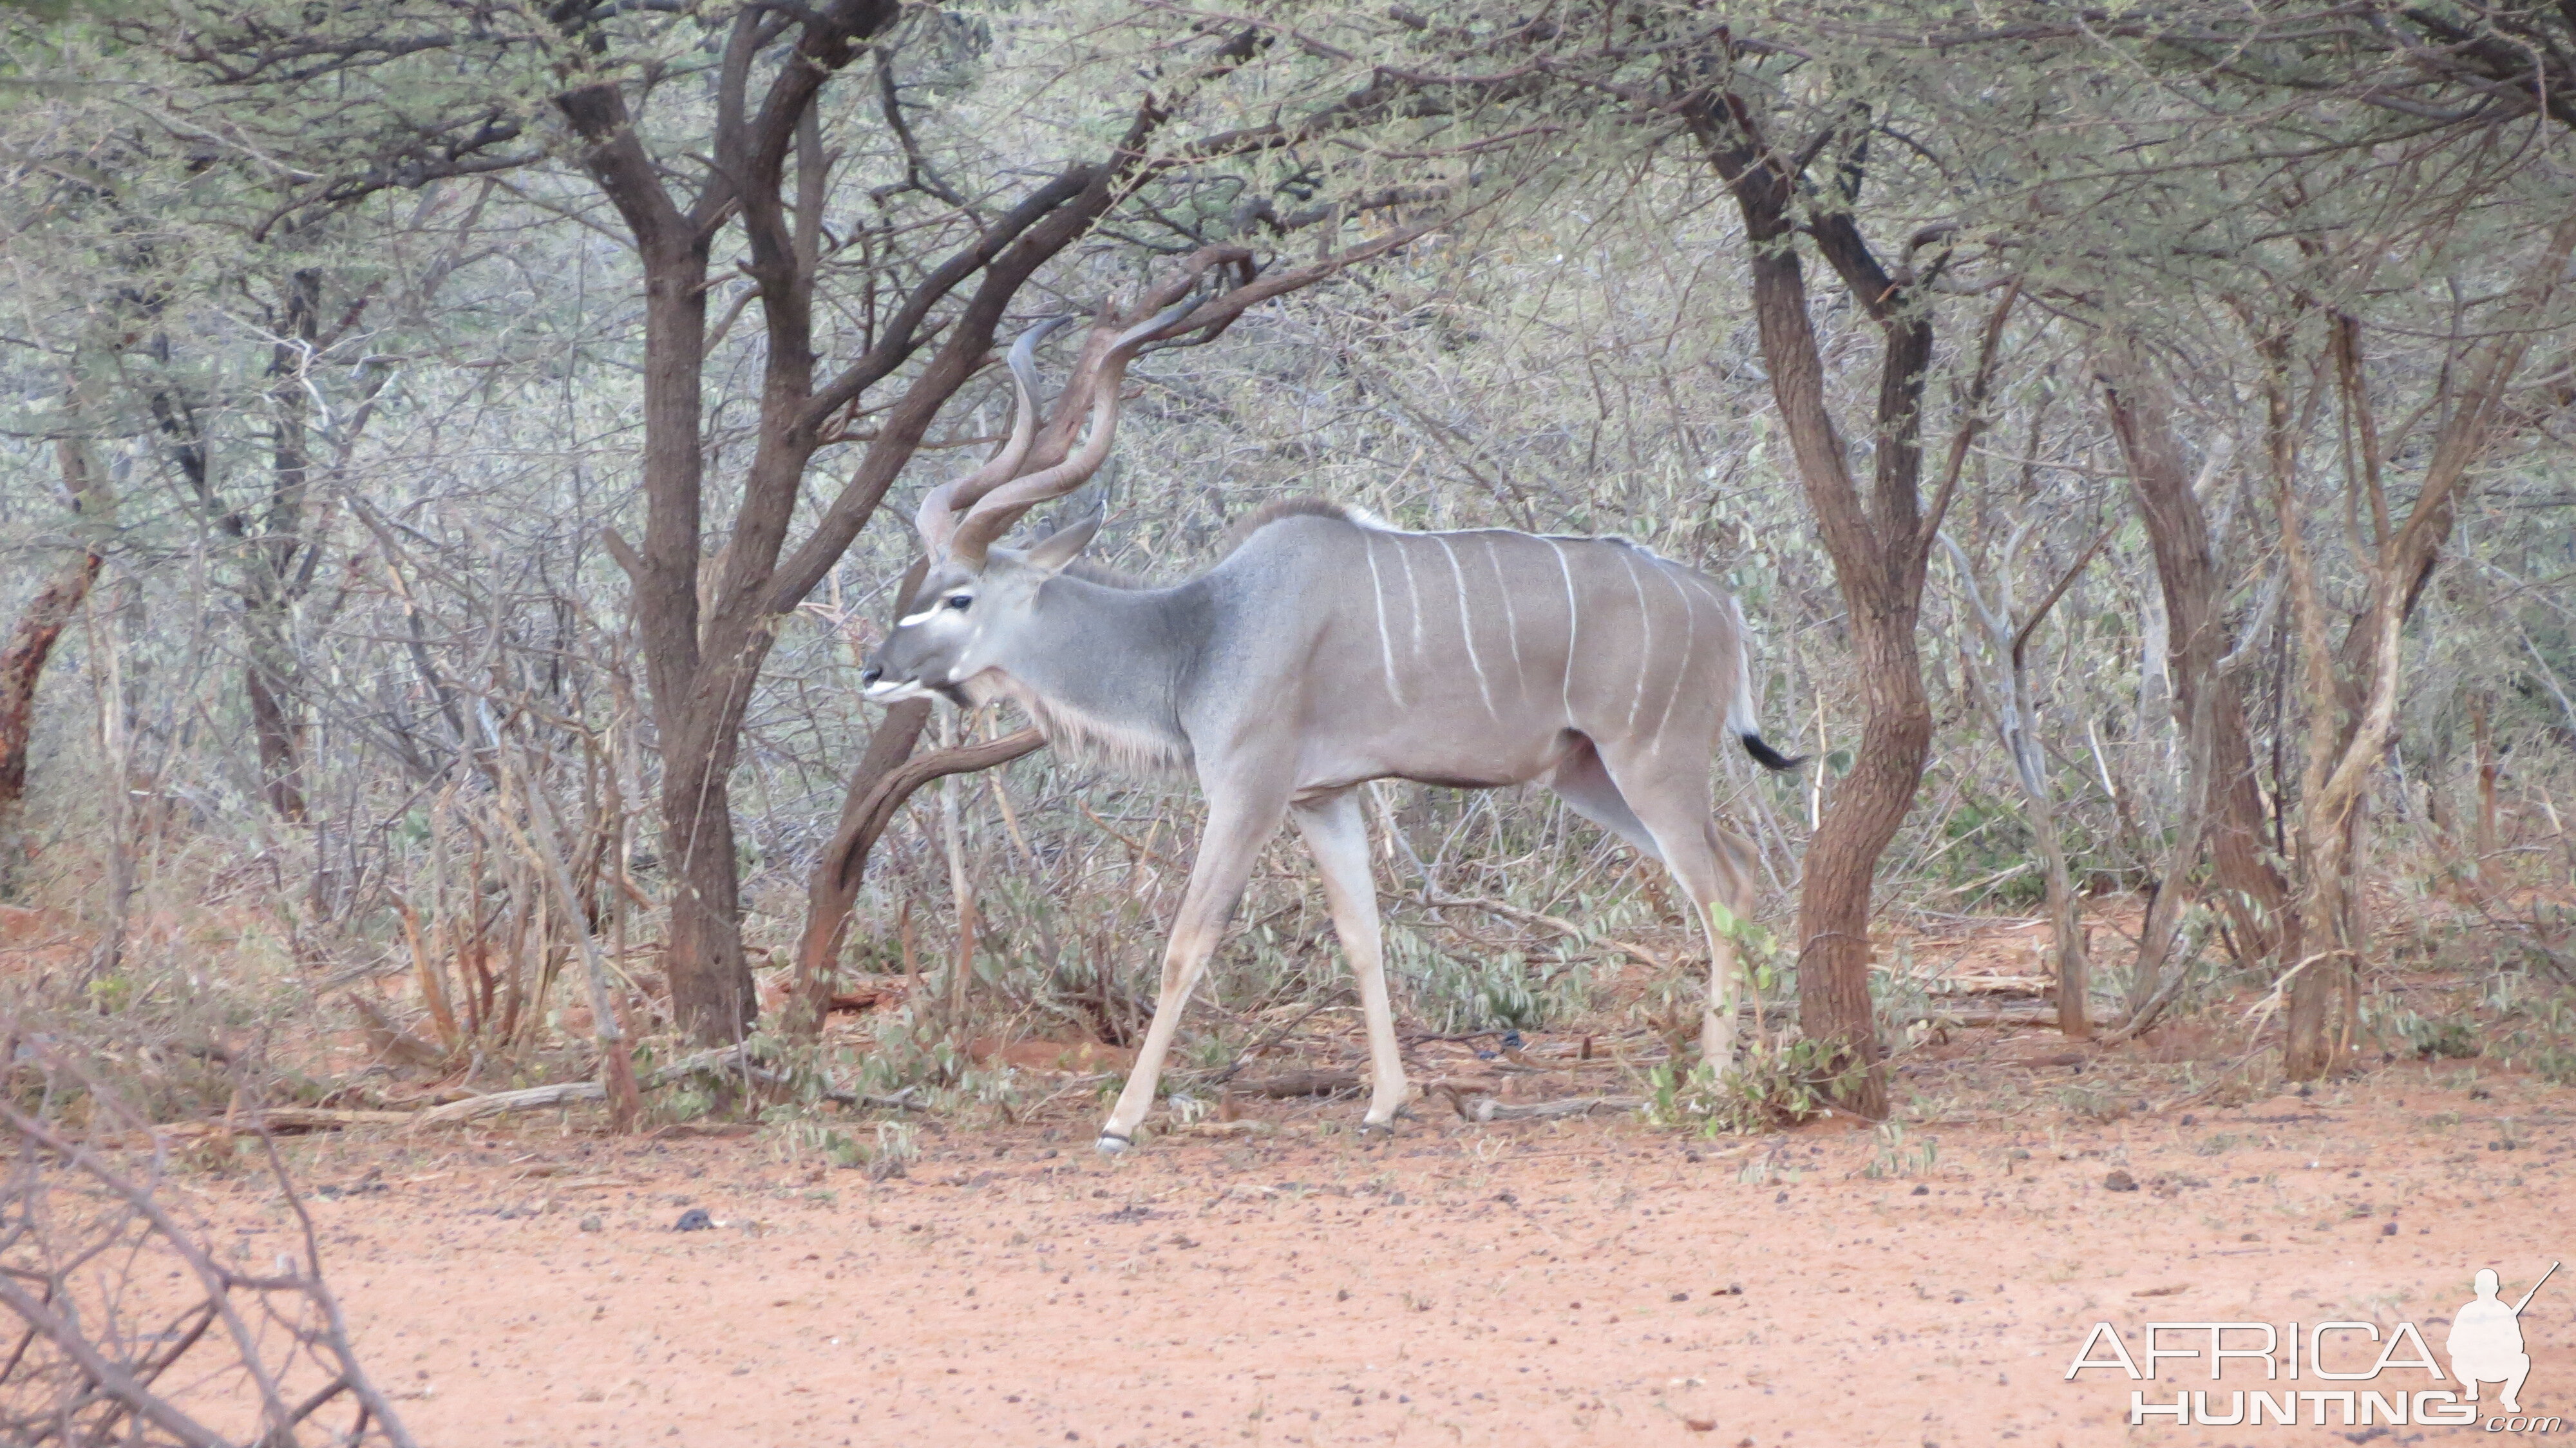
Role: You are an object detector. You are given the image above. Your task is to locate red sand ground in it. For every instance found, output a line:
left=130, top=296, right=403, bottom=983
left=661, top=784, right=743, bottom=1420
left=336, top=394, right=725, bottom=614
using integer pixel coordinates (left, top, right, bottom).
left=221, top=1056, right=2570, bottom=1448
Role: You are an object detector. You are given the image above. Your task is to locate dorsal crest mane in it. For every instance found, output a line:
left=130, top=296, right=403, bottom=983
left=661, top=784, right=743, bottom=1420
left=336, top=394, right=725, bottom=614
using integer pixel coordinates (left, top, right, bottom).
left=1218, top=497, right=1361, bottom=556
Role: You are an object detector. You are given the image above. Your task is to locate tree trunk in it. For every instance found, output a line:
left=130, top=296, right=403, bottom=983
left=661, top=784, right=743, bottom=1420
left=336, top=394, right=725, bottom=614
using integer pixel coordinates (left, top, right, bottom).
left=0, top=549, right=102, bottom=843
left=1939, top=532, right=2099, bottom=1038
left=2096, top=343, right=2292, bottom=974
left=242, top=608, right=307, bottom=822
left=2277, top=223, right=2574, bottom=1078
left=1797, top=619, right=1928, bottom=1114
left=1, top=434, right=113, bottom=873
left=1692, top=91, right=1972, bottom=1119
left=245, top=265, right=327, bottom=824
left=786, top=708, right=1045, bottom=1034
left=790, top=696, right=931, bottom=1031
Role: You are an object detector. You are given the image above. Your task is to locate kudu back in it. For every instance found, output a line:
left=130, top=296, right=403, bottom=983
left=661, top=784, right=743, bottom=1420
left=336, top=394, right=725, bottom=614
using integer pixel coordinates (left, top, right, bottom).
left=864, top=302, right=1798, bottom=1151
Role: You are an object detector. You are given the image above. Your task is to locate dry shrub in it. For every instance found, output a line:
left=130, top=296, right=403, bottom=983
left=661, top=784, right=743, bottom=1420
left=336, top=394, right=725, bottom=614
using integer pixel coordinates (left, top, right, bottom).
left=0, top=1027, right=413, bottom=1447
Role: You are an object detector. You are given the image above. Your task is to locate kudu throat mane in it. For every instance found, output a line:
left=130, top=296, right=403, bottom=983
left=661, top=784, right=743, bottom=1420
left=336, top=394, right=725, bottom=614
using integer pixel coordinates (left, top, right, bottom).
left=971, top=674, right=1194, bottom=778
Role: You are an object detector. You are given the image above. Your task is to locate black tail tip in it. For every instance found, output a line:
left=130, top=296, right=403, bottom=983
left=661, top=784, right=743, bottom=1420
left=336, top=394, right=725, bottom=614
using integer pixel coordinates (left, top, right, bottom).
left=1739, top=732, right=1806, bottom=772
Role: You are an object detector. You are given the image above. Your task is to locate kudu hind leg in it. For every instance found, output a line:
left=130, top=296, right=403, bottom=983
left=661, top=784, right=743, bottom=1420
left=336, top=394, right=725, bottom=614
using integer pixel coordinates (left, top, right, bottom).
left=1289, top=792, right=1408, bottom=1130
left=1546, top=737, right=1663, bottom=861
left=1097, top=793, right=1288, bottom=1152
left=1600, top=758, right=1755, bottom=1069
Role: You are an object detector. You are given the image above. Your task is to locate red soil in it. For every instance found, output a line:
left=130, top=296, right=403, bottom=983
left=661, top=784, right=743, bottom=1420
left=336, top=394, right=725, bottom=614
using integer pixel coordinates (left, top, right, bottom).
left=211, top=1055, right=2569, bottom=1448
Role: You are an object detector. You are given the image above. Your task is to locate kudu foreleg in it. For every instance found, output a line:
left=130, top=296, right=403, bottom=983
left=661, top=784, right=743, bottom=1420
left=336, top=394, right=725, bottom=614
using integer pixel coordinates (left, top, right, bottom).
left=1290, top=792, right=1408, bottom=1129
left=1097, top=794, right=1287, bottom=1152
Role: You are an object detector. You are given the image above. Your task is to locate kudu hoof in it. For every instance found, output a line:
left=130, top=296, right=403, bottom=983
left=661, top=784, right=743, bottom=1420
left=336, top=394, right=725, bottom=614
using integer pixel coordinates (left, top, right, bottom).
left=1094, top=1132, right=1133, bottom=1156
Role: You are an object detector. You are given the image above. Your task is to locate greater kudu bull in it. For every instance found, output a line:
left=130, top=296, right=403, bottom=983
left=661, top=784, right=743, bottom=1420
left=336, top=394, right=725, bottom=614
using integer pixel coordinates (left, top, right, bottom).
left=862, top=301, right=1799, bottom=1152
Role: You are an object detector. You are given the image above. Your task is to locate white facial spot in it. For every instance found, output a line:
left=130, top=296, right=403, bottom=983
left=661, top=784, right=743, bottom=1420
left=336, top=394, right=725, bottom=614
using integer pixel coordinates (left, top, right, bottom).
left=896, top=607, right=940, bottom=626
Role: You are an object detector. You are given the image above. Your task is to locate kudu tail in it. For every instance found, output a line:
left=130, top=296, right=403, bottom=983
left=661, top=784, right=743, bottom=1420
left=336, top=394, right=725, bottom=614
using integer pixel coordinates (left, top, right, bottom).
left=1726, top=595, right=1806, bottom=773
left=1739, top=732, right=1804, bottom=772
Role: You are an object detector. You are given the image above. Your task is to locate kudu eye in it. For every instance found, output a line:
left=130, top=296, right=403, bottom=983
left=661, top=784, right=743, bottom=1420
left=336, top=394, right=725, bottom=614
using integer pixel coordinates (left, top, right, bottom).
left=945, top=593, right=972, bottom=610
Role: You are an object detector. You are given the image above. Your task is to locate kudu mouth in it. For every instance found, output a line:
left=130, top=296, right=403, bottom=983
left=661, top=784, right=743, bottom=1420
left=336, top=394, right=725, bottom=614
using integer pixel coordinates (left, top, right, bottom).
left=858, top=653, right=933, bottom=703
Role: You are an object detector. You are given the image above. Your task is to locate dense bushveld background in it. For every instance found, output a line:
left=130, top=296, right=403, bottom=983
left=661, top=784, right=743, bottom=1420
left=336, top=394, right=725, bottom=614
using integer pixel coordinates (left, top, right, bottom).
left=3, top=0, right=2574, bottom=1142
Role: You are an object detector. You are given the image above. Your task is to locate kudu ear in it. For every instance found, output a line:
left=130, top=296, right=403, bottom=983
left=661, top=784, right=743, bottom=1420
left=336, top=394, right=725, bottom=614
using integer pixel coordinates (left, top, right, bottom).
left=1023, top=513, right=1100, bottom=575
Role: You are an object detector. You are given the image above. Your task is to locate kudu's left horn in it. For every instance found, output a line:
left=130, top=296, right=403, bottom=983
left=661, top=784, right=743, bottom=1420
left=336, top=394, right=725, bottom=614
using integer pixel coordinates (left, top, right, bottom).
left=914, top=316, right=1072, bottom=562
left=940, top=299, right=1197, bottom=567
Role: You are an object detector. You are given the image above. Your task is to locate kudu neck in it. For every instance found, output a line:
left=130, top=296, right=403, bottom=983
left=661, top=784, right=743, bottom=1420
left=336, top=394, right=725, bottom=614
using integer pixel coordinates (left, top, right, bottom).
left=981, top=573, right=1195, bottom=742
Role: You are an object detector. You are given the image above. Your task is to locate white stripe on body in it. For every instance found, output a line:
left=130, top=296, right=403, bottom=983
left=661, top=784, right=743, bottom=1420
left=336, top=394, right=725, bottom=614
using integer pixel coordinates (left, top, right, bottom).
left=1347, top=520, right=1743, bottom=736
left=1361, top=534, right=1407, bottom=708
left=1615, top=546, right=1654, bottom=739
left=1432, top=533, right=1499, bottom=718
left=1543, top=537, right=1580, bottom=725
left=1482, top=535, right=1528, bottom=697
left=1667, top=564, right=1755, bottom=734
left=1649, top=557, right=1700, bottom=741
left=1394, top=535, right=1426, bottom=659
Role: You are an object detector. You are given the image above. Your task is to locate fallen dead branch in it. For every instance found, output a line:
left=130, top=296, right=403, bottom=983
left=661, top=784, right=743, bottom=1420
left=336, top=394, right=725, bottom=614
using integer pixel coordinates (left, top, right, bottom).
left=1941, top=1003, right=2064, bottom=1029
left=64, top=1107, right=420, bottom=1148
left=1927, top=976, right=2054, bottom=996
left=1434, top=1083, right=1646, bottom=1122
left=409, top=1043, right=757, bottom=1127
left=1229, top=1070, right=1361, bottom=1098
left=408, top=1045, right=928, bottom=1127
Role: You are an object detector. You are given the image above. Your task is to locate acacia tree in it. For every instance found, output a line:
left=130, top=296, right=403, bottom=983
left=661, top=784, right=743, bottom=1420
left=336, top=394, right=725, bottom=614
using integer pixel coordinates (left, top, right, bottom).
left=1685, top=83, right=2016, bottom=1113
left=2, top=35, right=495, bottom=835
left=2097, top=345, right=2294, bottom=986
left=2260, top=229, right=2576, bottom=1074
left=2010, top=6, right=2576, bottom=1074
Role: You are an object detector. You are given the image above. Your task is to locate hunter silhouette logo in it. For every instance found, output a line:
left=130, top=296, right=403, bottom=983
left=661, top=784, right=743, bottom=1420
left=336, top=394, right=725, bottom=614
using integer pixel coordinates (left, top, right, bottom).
left=2067, top=1261, right=2561, bottom=1430
left=2452, top=1262, right=2555, bottom=1415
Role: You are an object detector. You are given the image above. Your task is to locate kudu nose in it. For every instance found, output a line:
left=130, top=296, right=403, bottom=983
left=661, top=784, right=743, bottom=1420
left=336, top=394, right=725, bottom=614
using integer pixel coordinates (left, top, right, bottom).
left=860, top=663, right=883, bottom=686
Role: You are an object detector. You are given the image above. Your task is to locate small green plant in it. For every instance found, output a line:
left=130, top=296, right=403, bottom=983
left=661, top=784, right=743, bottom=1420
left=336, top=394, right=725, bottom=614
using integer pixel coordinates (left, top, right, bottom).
left=1643, top=1032, right=1859, bottom=1136
left=1394, top=929, right=1598, bottom=1034
left=2369, top=999, right=2481, bottom=1060
left=84, top=973, right=135, bottom=1013
left=1862, top=1121, right=1938, bottom=1179
left=824, top=1120, right=918, bottom=1179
